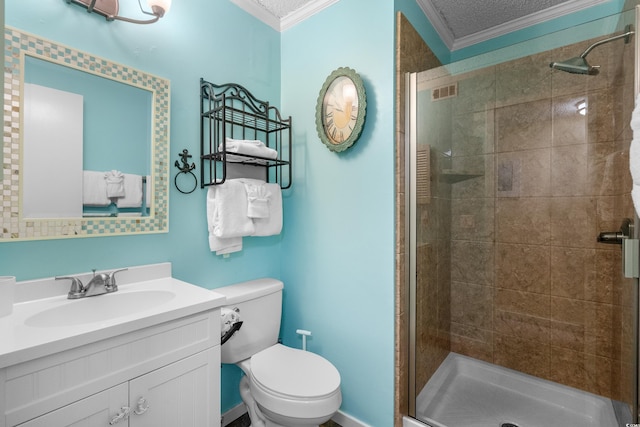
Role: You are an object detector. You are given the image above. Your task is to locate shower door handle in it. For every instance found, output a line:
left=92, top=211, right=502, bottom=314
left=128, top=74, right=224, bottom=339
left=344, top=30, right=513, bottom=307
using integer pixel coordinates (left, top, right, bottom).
left=598, top=218, right=639, bottom=278
left=597, top=218, right=632, bottom=244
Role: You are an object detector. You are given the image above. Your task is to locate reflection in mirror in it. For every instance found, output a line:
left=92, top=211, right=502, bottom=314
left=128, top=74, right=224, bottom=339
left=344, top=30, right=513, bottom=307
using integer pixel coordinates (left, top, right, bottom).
left=1, top=27, right=170, bottom=241
left=23, top=55, right=153, bottom=219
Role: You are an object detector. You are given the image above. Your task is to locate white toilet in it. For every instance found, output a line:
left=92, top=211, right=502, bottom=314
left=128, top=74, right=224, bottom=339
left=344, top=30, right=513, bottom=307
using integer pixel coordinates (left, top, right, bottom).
left=215, top=278, right=342, bottom=427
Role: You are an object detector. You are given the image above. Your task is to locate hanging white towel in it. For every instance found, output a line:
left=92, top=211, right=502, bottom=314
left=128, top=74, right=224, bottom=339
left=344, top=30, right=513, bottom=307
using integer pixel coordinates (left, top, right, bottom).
left=239, top=178, right=271, bottom=218
left=105, top=170, right=125, bottom=198
left=630, top=94, right=640, bottom=215
left=208, top=181, right=255, bottom=238
left=206, top=186, right=243, bottom=254
left=252, top=183, right=282, bottom=236
left=82, top=170, right=110, bottom=206
left=116, top=174, right=143, bottom=208
left=222, top=137, right=278, bottom=160
left=145, top=175, right=152, bottom=206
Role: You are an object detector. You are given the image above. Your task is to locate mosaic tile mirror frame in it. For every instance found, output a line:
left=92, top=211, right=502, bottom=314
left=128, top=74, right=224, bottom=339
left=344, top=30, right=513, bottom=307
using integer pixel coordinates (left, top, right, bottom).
left=2, top=27, right=170, bottom=241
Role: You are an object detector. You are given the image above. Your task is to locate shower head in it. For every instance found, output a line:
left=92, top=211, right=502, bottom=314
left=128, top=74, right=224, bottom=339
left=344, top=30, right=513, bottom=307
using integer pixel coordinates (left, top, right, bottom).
left=549, top=56, right=599, bottom=75
left=549, top=24, right=635, bottom=75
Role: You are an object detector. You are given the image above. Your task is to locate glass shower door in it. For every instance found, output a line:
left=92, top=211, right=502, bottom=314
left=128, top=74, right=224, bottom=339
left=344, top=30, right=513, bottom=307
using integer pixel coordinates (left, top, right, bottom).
left=407, top=10, right=639, bottom=427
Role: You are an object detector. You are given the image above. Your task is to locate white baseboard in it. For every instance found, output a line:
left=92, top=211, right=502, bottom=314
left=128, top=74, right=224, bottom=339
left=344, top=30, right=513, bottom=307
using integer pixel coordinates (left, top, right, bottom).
left=332, top=410, right=373, bottom=427
left=222, top=406, right=371, bottom=427
left=221, top=403, right=247, bottom=426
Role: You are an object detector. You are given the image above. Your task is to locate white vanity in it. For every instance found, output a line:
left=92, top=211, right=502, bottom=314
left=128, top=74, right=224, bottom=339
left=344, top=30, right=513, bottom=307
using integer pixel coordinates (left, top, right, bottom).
left=0, top=263, right=225, bottom=427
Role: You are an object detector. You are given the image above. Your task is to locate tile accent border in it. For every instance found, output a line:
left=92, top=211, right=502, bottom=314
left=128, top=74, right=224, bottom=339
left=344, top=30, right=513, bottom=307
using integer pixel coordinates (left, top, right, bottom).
left=2, top=27, right=170, bottom=241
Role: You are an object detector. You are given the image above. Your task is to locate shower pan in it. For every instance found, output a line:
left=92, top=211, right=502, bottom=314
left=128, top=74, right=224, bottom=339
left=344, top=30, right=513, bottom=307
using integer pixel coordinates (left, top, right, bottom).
left=404, top=9, right=640, bottom=427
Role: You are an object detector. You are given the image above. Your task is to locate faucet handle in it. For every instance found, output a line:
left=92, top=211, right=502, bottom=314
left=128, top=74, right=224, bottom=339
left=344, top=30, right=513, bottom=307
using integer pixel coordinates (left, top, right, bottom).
left=106, top=268, right=128, bottom=291
left=55, top=276, right=85, bottom=299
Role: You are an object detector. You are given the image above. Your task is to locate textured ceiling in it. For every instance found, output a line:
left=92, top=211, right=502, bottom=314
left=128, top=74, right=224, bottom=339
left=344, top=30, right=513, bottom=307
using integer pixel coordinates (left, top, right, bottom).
left=239, top=0, right=609, bottom=48
left=426, top=0, right=572, bottom=39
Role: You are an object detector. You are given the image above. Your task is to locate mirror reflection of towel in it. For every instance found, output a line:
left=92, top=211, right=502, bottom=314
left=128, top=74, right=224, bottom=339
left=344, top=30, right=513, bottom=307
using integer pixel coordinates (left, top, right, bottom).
left=83, top=170, right=110, bottom=206
left=116, top=174, right=143, bottom=208
left=105, top=170, right=125, bottom=198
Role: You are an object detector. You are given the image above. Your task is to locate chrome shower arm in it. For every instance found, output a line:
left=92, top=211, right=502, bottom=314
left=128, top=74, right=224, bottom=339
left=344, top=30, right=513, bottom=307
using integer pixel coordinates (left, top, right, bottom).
left=580, top=24, right=635, bottom=58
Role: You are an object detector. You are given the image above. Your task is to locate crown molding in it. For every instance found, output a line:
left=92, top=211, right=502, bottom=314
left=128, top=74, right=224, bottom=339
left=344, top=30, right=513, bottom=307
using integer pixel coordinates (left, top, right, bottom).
left=230, top=0, right=339, bottom=32
left=417, top=0, right=611, bottom=51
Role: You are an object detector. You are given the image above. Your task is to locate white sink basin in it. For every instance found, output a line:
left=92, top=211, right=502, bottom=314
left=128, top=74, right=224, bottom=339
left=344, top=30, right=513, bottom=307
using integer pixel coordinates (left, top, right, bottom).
left=25, top=290, right=176, bottom=327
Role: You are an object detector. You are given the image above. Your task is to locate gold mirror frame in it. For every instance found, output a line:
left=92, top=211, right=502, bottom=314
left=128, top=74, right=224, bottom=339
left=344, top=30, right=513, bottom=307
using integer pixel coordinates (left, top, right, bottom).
left=2, top=27, right=170, bottom=241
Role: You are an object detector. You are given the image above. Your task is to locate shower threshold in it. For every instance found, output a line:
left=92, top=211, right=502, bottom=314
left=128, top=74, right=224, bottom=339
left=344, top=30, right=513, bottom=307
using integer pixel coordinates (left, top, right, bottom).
left=415, top=353, right=619, bottom=427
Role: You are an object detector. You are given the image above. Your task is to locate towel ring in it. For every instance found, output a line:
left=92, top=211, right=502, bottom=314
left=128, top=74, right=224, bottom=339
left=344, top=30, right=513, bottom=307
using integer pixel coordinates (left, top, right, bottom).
left=174, top=149, right=197, bottom=194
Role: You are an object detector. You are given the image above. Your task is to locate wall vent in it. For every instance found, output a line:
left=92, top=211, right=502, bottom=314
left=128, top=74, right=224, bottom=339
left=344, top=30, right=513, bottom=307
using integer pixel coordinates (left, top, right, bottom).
left=431, top=83, right=457, bottom=101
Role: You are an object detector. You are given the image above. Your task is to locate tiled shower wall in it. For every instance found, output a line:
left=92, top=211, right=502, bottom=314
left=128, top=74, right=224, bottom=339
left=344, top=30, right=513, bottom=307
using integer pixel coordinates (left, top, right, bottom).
left=417, top=30, right=636, bottom=403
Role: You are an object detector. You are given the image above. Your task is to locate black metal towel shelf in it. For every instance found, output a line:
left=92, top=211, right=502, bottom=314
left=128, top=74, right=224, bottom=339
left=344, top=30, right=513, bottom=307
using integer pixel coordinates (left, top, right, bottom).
left=200, top=79, right=292, bottom=189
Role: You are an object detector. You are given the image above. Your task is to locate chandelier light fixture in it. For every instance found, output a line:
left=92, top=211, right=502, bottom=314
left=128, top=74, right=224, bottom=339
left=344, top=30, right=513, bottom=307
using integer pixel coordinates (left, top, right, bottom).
left=66, top=0, right=172, bottom=24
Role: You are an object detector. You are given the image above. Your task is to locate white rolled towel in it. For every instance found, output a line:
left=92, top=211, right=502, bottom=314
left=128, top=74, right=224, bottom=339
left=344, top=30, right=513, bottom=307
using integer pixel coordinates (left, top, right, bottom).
left=221, top=137, right=278, bottom=160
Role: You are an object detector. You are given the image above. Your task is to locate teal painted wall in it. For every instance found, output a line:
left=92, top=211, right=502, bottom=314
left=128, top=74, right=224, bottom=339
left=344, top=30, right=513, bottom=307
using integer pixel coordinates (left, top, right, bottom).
left=2, top=1, right=637, bottom=426
left=280, top=1, right=396, bottom=425
left=3, top=0, right=282, bottom=416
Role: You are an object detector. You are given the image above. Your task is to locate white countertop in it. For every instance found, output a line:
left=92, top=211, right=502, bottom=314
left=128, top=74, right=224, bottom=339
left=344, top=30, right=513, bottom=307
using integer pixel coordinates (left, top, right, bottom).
left=0, top=264, right=225, bottom=369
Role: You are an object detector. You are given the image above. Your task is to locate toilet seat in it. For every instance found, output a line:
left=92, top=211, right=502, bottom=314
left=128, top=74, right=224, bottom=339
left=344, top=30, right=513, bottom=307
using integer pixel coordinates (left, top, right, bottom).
left=248, top=344, right=342, bottom=419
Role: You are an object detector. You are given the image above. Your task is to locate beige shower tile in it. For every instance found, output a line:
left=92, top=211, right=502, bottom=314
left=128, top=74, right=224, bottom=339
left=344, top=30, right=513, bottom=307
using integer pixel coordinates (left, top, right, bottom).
left=452, top=109, right=495, bottom=156
left=494, top=334, right=550, bottom=378
left=495, top=243, right=550, bottom=294
left=496, top=99, right=552, bottom=153
left=586, top=89, right=619, bottom=144
left=451, top=240, right=494, bottom=285
left=551, top=95, right=588, bottom=146
left=451, top=68, right=497, bottom=114
left=550, top=247, right=596, bottom=300
left=550, top=197, right=597, bottom=248
left=548, top=347, right=588, bottom=391
left=450, top=154, right=495, bottom=199
left=451, top=281, right=493, bottom=329
left=450, top=334, right=493, bottom=363
left=550, top=296, right=587, bottom=324
left=496, top=198, right=551, bottom=245
left=494, top=310, right=550, bottom=343
left=496, top=51, right=552, bottom=108
left=551, top=144, right=588, bottom=196
left=549, top=320, right=585, bottom=352
left=495, top=288, right=550, bottom=318
left=587, top=144, right=630, bottom=196
left=451, top=197, right=494, bottom=241
left=497, top=149, right=551, bottom=197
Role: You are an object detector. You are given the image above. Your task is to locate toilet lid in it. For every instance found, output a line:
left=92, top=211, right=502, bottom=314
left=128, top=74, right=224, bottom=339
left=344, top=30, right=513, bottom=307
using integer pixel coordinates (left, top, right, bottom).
left=250, top=344, right=341, bottom=399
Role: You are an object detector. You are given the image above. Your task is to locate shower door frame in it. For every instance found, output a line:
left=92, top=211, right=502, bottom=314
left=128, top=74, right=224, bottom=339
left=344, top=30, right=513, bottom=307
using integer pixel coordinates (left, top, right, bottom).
left=404, top=7, right=640, bottom=422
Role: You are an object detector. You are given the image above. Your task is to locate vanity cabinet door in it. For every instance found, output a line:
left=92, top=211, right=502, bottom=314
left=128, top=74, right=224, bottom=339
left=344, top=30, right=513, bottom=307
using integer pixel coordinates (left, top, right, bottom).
left=128, top=347, right=219, bottom=427
left=16, top=383, right=128, bottom=427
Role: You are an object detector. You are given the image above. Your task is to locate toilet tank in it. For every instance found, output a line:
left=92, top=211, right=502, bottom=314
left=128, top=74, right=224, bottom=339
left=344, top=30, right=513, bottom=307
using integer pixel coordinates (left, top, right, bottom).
left=215, top=278, right=283, bottom=364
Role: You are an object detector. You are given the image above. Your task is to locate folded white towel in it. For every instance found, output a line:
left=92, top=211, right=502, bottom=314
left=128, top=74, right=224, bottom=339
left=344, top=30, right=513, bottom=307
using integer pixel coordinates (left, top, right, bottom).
left=206, top=186, right=244, bottom=254
left=105, top=170, right=125, bottom=198
left=239, top=178, right=271, bottom=218
left=116, top=174, right=143, bottom=208
left=222, top=137, right=278, bottom=160
left=208, top=181, right=255, bottom=238
left=252, top=183, right=282, bottom=236
left=83, top=170, right=110, bottom=206
left=630, top=94, right=640, bottom=214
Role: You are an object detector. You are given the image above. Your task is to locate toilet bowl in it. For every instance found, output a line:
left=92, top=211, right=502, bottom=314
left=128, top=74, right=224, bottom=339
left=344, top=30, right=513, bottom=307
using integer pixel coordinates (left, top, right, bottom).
left=215, top=279, right=342, bottom=427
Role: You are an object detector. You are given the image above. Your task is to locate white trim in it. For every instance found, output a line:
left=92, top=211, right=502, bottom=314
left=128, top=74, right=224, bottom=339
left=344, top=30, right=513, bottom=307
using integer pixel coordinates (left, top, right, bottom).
left=332, top=410, right=374, bottom=427
left=280, top=0, right=339, bottom=31
left=229, top=0, right=339, bottom=32
left=221, top=407, right=371, bottom=427
left=221, top=403, right=247, bottom=427
left=417, top=0, right=611, bottom=51
left=229, top=0, right=281, bottom=31
left=403, top=415, right=432, bottom=427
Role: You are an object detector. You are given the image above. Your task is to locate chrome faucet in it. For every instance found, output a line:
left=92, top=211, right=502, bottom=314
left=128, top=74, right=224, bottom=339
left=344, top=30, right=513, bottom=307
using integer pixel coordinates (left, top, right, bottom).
left=55, top=268, right=128, bottom=299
